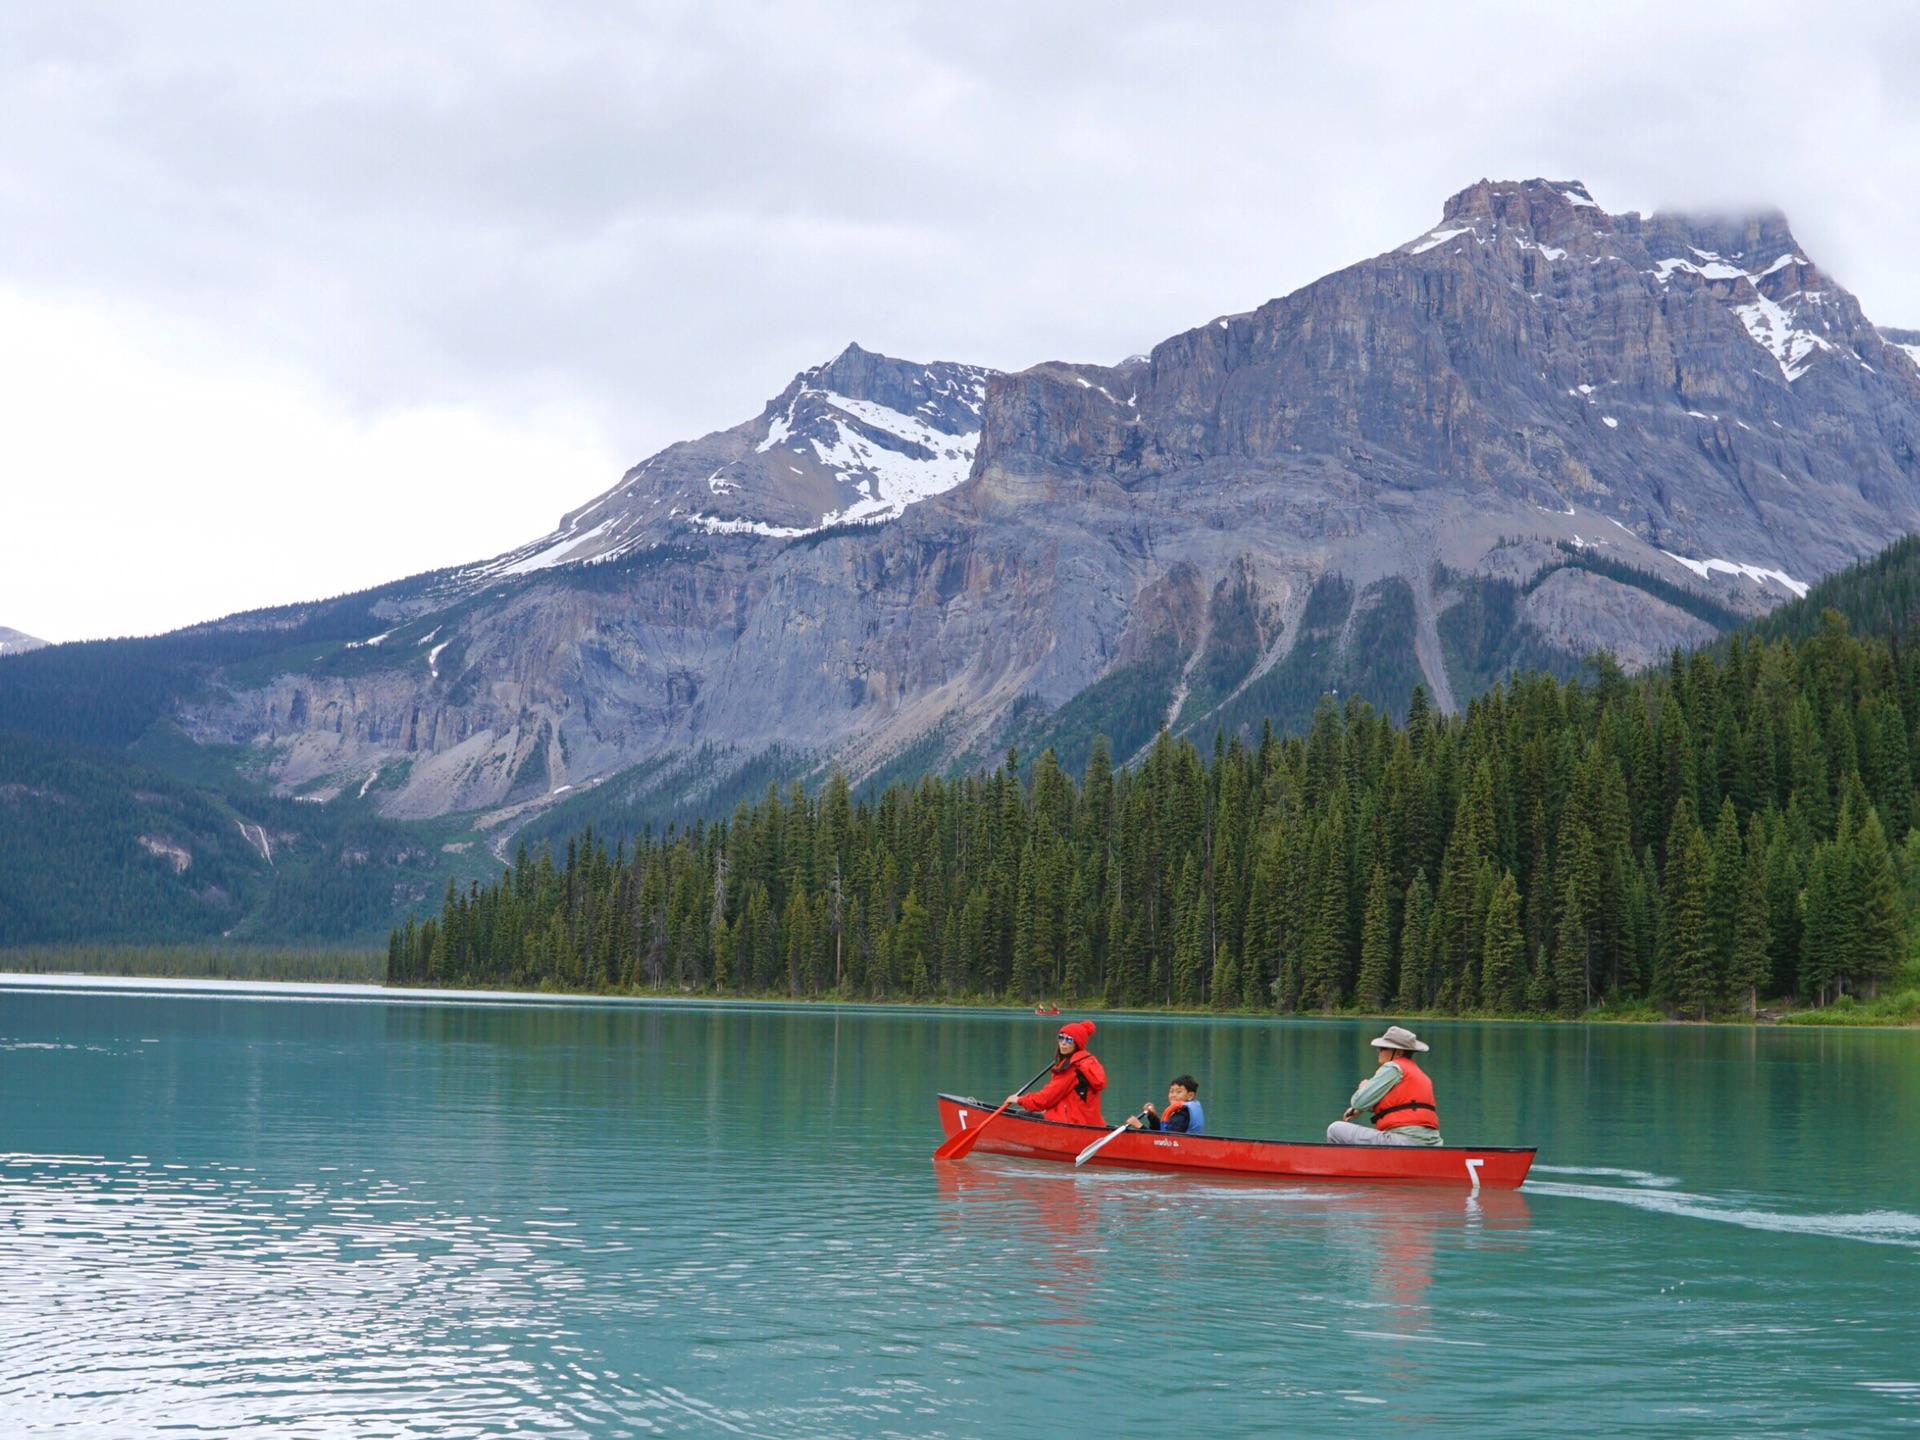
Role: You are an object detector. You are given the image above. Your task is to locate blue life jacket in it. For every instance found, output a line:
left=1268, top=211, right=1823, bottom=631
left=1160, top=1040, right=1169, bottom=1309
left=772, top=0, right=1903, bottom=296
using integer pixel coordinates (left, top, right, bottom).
left=1156, top=1099, right=1203, bottom=1134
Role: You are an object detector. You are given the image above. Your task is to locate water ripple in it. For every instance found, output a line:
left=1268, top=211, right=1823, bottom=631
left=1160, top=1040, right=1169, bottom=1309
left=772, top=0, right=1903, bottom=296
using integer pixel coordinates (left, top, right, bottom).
left=0, top=1153, right=710, bottom=1436
left=1525, top=1177, right=1920, bottom=1248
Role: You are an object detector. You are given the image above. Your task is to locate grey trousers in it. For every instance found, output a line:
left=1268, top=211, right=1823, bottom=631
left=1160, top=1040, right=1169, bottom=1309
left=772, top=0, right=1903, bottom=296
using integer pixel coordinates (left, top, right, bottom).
left=1325, top=1120, right=1425, bottom=1145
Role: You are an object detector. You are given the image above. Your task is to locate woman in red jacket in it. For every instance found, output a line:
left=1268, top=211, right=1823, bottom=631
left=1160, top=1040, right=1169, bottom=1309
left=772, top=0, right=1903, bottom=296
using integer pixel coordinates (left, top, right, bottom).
left=1010, top=1020, right=1107, bottom=1126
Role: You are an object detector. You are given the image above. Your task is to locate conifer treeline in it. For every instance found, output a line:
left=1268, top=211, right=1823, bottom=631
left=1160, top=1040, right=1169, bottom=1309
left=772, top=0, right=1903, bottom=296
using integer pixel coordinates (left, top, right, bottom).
left=392, top=613, right=1917, bottom=1017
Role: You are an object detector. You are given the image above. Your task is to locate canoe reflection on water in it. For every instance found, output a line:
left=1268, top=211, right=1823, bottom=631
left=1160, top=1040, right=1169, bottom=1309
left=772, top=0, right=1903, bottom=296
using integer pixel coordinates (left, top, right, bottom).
left=933, top=1158, right=1530, bottom=1329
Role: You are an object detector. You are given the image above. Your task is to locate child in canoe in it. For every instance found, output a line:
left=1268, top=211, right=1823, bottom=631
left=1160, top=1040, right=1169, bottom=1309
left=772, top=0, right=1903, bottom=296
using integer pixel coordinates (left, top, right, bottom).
left=1125, top=1074, right=1204, bottom=1135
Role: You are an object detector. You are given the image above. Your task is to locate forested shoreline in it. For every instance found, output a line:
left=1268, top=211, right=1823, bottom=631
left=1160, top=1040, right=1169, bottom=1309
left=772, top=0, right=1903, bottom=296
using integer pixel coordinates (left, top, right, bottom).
left=391, top=612, right=1920, bottom=1022
left=0, top=945, right=385, bottom=983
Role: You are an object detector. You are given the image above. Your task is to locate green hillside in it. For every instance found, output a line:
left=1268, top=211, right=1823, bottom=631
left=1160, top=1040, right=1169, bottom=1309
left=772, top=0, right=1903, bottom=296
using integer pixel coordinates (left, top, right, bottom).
left=0, top=728, right=488, bottom=947
left=1743, top=534, right=1920, bottom=645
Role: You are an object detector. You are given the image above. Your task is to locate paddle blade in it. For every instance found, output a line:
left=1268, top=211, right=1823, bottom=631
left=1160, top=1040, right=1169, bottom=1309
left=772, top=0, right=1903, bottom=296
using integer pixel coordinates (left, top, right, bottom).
left=931, top=1128, right=980, bottom=1162
left=1074, top=1120, right=1130, bottom=1166
left=934, top=1063, right=1052, bottom=1161
left=933, top=1100, right=1009, bottom=1160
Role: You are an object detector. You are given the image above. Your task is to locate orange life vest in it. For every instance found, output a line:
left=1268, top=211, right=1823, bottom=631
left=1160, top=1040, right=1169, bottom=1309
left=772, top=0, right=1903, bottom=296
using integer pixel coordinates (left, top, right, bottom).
left=1372, top=1056, right=1438, bottom=1132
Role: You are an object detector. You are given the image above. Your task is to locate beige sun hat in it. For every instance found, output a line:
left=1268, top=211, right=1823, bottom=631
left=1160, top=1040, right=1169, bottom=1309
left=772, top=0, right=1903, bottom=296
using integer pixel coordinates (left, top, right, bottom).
left=1369, top=1024, right=1429, bottom=1052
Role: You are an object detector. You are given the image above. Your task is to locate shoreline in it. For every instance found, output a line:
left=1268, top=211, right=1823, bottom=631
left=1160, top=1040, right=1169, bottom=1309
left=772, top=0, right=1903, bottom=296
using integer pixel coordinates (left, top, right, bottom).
left=2, top=968, right=1914, bottom=1029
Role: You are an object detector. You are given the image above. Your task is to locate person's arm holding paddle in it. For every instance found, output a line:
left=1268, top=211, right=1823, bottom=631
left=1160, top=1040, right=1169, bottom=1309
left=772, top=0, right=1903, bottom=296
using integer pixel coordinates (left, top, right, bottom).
left=1340, top=1063, right=1400, bottom=1124
left=1005, top=1029, right=1080, bottom=1109
left=1328, top=1025, right=1443, bottom=1147
left=1006, top=1022, right=1107, bottom=1126
left=1129, top=1077, right=1201, bottom=1133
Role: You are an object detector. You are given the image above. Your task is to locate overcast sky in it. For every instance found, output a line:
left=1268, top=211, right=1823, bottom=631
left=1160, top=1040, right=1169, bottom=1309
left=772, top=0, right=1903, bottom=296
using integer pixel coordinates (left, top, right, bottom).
left=4, top=2, right=1919, bottom=642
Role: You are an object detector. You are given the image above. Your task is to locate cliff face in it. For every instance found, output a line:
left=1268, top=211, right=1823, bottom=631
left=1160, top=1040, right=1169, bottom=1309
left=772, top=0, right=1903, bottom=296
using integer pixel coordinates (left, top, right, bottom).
left=171, top=179, right=1920, bottom=831
left=978, top=178, right=1920, bottom=568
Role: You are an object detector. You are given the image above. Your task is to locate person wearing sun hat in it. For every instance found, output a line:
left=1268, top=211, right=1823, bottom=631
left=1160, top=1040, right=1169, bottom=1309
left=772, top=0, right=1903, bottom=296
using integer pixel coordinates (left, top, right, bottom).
left=1325, top=1024, right=1443, bottom=1146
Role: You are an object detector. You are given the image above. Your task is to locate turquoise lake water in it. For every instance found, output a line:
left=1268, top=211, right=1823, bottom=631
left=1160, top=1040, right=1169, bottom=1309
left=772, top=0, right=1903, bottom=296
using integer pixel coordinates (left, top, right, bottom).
left=0, top=979, right=1916, bottom=1436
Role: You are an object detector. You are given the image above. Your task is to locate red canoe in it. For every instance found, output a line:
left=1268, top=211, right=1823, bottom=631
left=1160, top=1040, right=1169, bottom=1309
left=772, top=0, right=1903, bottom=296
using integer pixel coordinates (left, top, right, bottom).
left=934, top=1093, right=1535, bottom=1188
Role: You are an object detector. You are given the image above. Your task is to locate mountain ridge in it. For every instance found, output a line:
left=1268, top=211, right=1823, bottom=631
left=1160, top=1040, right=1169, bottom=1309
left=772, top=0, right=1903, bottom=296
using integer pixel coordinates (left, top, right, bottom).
left=10, top=177, right=1920, bottom=851
left=0, top=627, right=47, bottom=657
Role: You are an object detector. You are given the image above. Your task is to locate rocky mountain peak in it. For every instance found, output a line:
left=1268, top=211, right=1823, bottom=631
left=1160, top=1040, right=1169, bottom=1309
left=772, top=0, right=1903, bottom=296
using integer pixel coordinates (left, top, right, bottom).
left=1401, top=180, right=1867, bottom=386
left=796, top=343, right=990, bottom=437
left=1438, top=176, right=1611, bottom=240
left=463, top=345, right=998, bottom=582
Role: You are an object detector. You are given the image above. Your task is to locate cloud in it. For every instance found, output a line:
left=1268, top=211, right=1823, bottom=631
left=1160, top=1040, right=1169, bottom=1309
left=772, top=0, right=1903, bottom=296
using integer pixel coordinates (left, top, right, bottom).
left=0, top=286, right=613, bottom=641
left=2, top=2, right=1918, bottom=637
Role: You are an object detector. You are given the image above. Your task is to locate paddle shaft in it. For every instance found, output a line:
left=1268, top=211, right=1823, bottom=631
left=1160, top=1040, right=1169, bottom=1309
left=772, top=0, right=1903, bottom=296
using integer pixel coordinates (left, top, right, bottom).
left=1074, top=1111, right=1147, bottom=1166
left=932, top=1060, right=1057, bottom=1160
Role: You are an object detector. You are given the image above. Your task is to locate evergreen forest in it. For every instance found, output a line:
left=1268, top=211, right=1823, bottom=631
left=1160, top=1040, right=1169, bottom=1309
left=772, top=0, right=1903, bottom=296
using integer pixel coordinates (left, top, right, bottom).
left=393, top=608, right=1920, bottom=1019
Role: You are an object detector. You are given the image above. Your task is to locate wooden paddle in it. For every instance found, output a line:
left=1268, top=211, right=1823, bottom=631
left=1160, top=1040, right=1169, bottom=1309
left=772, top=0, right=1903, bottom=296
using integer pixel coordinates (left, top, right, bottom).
left=933, top=1061, right=1056, bottom=1161
left=1074, top=1111, right=1147, bottom=1167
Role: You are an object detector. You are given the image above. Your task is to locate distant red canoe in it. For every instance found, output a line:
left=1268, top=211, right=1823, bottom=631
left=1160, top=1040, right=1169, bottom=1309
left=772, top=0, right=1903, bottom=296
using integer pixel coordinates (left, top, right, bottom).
left=934, top=1093, right=1535, bottom=1188
left=1033, top=1004, right=1061, bottom=1015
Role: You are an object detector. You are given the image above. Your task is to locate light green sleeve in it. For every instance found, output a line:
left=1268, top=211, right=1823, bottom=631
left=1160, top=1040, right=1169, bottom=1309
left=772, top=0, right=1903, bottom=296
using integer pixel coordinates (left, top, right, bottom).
left=1347, top=1060, right=1402, bottom=1114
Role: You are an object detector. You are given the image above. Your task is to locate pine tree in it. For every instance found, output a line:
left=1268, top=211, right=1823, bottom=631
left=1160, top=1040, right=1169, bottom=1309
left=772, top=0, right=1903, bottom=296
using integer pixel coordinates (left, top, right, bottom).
left=1241, top=840, right=1280, bottom=1009
left=746, top=883, right=777, bottom=992
left=1433, top=762, right=1494, bottom=1010
left=1706, top=798, right=1744, bottom=1002
left=1553, top=865, right=1588, bottom=1016
left=784, top=885, right=812, bottom=998
left=1356, top=864, right=1394, bottom=1011
left=897, top=889, right=932, bottom=998
left=1011, top=837, right=1040, bottom=1000
left=1107, top=897, right=1150, bottom=1008
left=1799, top=843, right=1837, bottom=1004
left=1659, top=813, right=1715, bottom=1019
left=1850, top=806, right=1904, bottom=997
left=1171, top=854, right=1206, bottom=1007
left=1727, top=821, right=1771, bottom=1017
left=1064, top=868, right=1095, bottom=999
left=1481, top=870, right=1525, bottom=1013
left=1394, top=872, right=1432, bottom=1011
left=1760, top=817, right=1803, bottom=997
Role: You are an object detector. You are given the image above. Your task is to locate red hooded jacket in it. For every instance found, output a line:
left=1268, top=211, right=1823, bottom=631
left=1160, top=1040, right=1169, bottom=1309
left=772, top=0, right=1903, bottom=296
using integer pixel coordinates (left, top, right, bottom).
left=1017, top=1020, right=1107, bottom=1125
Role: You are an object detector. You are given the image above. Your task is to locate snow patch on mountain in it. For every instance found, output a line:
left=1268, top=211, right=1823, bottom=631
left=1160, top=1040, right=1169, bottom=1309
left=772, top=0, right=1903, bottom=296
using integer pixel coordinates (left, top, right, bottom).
left=1652, top=249, right=1833, bottom=382
left=687, top=514, right=812, bottom=539
left=493, top=518, right=619, bottom=576
left=1733, top=294, right=1833, bottom=382
left=755, top=378, right=985, bottom=527
left=1654, top=254, right=1747, bottom=283
left=1661, top=551, right=1809, bottom=598
left=1409, top=227, right=1472, bottom=255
